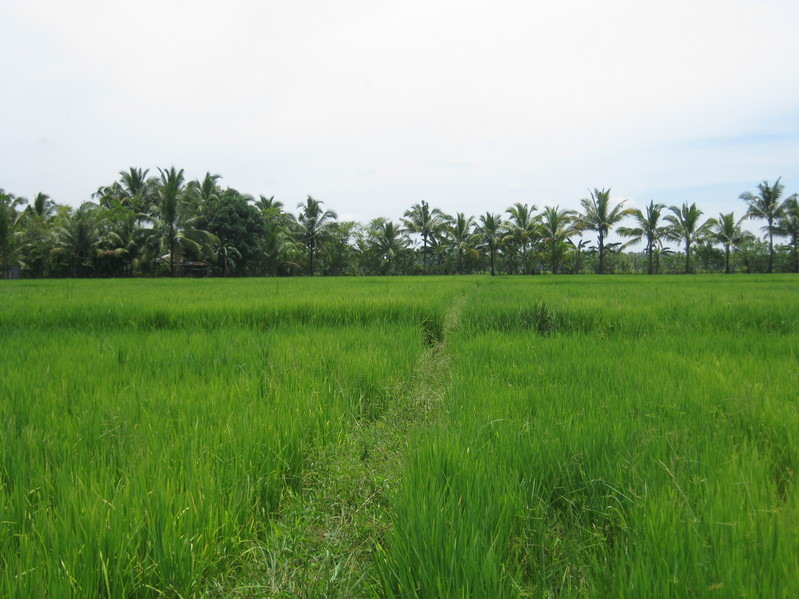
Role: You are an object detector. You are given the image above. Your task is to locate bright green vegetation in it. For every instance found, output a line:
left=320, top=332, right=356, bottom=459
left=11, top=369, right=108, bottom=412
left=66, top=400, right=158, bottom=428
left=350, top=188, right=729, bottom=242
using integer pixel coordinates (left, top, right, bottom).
left=1, top=276, right=797, bottom=598
left=381, top=276, right=799, bottom=598
left=0, top=278, right=463, bottom=598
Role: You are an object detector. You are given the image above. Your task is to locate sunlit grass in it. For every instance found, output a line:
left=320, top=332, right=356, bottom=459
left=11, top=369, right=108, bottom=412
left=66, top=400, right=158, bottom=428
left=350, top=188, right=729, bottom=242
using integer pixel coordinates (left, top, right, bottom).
left=0, top=278, right=458, bottom=598
left=380, top=275, right=799, bottom=598
left=1, top=275, right=797, bottom=598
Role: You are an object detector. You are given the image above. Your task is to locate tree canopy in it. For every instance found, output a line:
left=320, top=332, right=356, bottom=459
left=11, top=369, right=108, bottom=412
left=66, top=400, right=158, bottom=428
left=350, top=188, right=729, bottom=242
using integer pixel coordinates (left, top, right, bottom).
left=3, top=168, right=797, bottom=278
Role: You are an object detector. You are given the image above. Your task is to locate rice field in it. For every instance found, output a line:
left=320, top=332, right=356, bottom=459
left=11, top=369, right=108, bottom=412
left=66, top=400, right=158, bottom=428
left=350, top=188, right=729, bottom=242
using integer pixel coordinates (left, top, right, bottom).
left=1, top=276, right=797, bottom=598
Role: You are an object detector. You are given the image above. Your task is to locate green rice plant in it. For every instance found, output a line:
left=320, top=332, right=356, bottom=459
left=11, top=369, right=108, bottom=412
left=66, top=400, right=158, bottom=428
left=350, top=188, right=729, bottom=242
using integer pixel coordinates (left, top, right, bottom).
left=461, top=274, right=799, bottom=336
left=380, top=275, right=799, bottom=598
left=0, top=277, right=464, bottom=333
left=0, top=305, right=428, bottom=597
left=3, top=275, right=798, bottom=597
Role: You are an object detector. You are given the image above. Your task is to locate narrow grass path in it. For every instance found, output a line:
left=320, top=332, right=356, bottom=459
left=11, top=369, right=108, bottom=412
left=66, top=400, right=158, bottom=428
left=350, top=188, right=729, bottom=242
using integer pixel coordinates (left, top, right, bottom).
left=207, top=295, right=465, bottom=598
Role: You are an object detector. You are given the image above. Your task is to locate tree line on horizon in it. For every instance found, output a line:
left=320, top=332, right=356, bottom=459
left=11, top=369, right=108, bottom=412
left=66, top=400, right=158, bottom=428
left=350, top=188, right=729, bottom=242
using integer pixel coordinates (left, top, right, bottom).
left=1, top=168, right=798, bottom=279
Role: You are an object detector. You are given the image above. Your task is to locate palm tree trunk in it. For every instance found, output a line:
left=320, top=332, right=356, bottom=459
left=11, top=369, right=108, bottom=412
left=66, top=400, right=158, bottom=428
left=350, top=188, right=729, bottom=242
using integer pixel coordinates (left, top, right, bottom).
left=685, top=242, right=691, bottom=274
left=551, top=244, right=557, bottom=275
left=724, top=246, right=730, bottom=274
left=522, top=243, right=528, bottom=275
left=422, top=235, right=428, bottom=275
left=767, top=226, right=773, bottom=273
left=598, top=231, right=604, bottom=274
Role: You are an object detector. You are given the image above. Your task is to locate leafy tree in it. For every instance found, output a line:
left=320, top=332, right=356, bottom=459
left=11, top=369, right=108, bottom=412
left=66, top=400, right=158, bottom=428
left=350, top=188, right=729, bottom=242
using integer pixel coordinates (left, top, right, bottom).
left=617, top=201, right=667, bottom=275
left=737, top=236, right=770, bottom=273
left=0, top=189, right=26, bottom=278
left=709, top=212, right=749, bottom=274
left=201, top=188, right=263, bottom=275
left=664, top=202, right=712, bottom=274
left=775, top=195, right=799, bottom=273
left=539, top=206, right=577, bottom=275
left=574, top=188, right=631, bottom=274
left=694, top=240, right=724, bottom=273
left=503, top=203, right=538, bottom=274
left=740, top=178, right=787, bottom=273
left=401, top=200, right=445, bottom=274
left=296, top=196, right=337, bottom=276
left=565, top=238, right=590, bottom=274
left=478, top=212, right=503, bottom=276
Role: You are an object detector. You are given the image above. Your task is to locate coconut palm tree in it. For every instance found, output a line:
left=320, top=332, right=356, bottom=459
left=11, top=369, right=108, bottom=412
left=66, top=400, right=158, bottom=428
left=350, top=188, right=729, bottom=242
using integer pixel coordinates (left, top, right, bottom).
left=114, top=167, right=157, bottom=217
left=709, top=212, right=749, bottom=274
left=446, top=212, right=479, bottom=274
left=215, top=243, right=242, bottom=277
left=296, top=195, right=337, bottom=276
left=401, top=200, right=445, bottom=274
left=99, top=207, right=144, bottom=277
left=141, top=167, right=217, bottom=276
left=617, top=201, right=667, bottom=275
left=50, top=202, right=102, bottom=277
left=740, top=178, right=787, bottom=273
left=14, top=193, right=57, bottom=278
left=28, top=193, right=55, bottom=221
left=775, top=195, right=799, bottom=273
left=14, top=193, right=56, bottom=277
left=503, top=202, right=538, bottom=274
left=664, top=202, right=712, bottom=274
left=539, top=206, right=577, bottom=275
left=252, top=196, right=283, bottom=273
left=119, top=167, right=152, bottom=199
left=478, top=212, right=503, bottom=276
left=574, top=188, right=631, bottom=274
left=369, top=219, right=407, bottom=274
left=185, top=172, right=223, bottom=219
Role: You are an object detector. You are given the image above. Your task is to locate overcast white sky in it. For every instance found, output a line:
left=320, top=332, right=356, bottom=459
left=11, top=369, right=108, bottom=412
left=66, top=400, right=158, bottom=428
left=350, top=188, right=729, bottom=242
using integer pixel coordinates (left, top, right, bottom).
left=2, top=0, right=798, bottom=227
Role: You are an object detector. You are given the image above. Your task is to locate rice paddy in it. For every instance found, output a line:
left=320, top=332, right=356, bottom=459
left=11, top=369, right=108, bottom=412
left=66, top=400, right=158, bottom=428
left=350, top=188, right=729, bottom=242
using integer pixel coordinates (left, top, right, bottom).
left=1, top=276, right=797, bottom=597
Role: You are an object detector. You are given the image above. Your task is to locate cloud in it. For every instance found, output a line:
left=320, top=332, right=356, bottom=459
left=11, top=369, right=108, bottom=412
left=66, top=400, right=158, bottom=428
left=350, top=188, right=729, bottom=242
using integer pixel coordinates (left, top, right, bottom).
left=1, top=0, right=798, bottom=220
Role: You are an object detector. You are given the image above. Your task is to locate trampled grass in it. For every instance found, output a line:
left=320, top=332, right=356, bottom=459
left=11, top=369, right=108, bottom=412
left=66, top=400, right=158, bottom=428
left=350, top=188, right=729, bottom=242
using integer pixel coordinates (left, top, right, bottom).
left=1, top=275, right=797, bottom=598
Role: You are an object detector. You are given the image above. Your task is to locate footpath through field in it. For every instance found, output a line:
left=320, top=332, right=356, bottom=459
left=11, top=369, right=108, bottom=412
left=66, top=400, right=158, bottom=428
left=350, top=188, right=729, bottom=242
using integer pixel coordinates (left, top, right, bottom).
left=212, top=293, right=467, bottom=598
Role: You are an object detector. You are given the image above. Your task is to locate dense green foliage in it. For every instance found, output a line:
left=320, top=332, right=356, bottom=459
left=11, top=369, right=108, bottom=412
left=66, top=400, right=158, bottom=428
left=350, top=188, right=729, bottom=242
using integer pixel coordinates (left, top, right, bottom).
left=2, top=174, right=798, bottom=278
left=1, top=276, right=797, bottom=597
